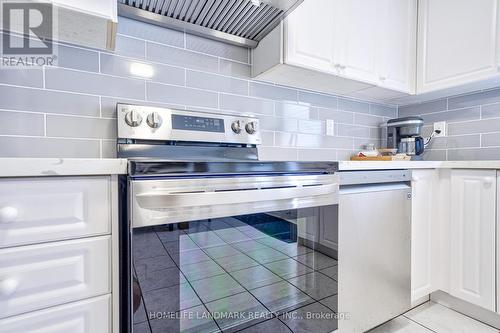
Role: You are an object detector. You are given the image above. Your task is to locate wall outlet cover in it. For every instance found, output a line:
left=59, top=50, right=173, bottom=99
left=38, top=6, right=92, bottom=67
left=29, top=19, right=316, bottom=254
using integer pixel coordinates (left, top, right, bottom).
left=326, top=119, right=335, bottom=136
left=433, top=121, right=446, bottom=137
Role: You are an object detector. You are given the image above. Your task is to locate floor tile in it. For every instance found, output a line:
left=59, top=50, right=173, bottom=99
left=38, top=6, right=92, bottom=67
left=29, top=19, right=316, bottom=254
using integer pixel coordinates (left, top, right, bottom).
left=264, top=258, right=314, bottom=279
left=404, top=302, right=498, bottom=333
left=319, top=294, right=337, bottom=313
left=205, top=292, right=271, bottom=332
left=236, top=318, right=292, bottom=333
left=162, top=236, right=200, bottom=254
left=143, top=283, right=202, bottom=314
left=220, top=217, right=248, bottom=227
left=245, top=247, right=289, bottom=264
left=206, top=219, right=233, bottom=230
left=133, top=231, right=167, bottom=259
left=256, top=236, right=290, bottom=249
left=149, top=304, right=220, bottom=333
left=294, top=252, right=337, bottom=270
left=179, top=259, right=225, bottom=282
left=288, top=272, right=338, bottom=300
left=137, top=266, right=186, bottom=292
left=231, top=239, right=269, bottom=252
left=279, top=302, right=338, bottom=333
left=204, top=244, right=242, bottom=259
left=155, top=227, right=186, bottom=242
left=133, top=321, right=151, bottom=333
left=172, top=249, right=212, bottom=266
left=134, top=255, right=176, bottom=279
left=191, top=273, right=245, bottom=303
left=188, top=231, right=226, bottom=248
left=214, top=228, right=252, bottom=244
left=214, top=253, right=260, bottom=272
left=251, top=281, right=314, bottom=314
left=368, top=316, right=433, bottom=333
left=183, top=223, right=211, bottom=234
left=318, top=266, right=338, bottom=281
left=230, top=265, right=283, bottom=290
left=275, top=244, right=315, bottom=257
left=236, top=226, right=269, bottom=239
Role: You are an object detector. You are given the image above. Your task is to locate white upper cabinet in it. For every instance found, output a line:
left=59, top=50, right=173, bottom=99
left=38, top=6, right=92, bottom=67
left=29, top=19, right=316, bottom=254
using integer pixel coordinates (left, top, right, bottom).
left=417, top=0, right=500, bottom=93
left=334, top=0, right=380, bottom=85
left=253, top=0, right=417, bottom=98
left=285, top=0, right=337, bottom=73
left=449, top=170, right=496, bottom=312
left=379, top=0, right=417, bottom=93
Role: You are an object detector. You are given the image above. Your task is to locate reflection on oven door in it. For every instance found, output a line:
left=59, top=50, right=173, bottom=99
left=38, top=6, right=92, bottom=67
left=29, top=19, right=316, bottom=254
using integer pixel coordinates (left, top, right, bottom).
left=131, top=208, right=339, bottom=333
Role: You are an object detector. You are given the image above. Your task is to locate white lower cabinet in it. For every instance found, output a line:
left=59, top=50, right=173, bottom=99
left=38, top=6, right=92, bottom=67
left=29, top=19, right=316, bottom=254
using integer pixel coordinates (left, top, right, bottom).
left=449, top=170, right=496, bottom=311
left=319, top=205, right=339, bottom=251
left=411, top=170, right=439, bottom=302
left=0, top=294, right=111, bottom=333
left=0, top=236, right=111, bottom=319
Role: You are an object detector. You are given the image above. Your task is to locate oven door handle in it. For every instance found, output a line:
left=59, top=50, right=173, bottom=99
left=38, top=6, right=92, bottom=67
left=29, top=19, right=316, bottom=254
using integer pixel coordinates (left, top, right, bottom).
left=135, top=183, right=338, bottom=209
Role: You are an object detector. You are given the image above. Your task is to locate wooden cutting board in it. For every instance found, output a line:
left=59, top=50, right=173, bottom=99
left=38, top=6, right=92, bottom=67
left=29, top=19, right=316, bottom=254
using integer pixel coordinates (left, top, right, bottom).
left=350, top=156, right=393, bottom=161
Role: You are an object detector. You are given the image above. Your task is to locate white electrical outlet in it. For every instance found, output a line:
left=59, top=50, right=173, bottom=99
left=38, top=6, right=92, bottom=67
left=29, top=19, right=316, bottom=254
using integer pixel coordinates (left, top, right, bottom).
left=433, top=121, right=446, bottom=137
left=326, top=119, right=335, bottom=136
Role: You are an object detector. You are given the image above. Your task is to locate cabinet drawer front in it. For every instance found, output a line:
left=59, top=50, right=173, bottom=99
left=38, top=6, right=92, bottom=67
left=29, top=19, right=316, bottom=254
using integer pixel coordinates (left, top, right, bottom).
left=0, top=237, right=111, bottom=319
left=0, top=294, right=111, bottom=333
left=0, top=176, right=111, bottom=248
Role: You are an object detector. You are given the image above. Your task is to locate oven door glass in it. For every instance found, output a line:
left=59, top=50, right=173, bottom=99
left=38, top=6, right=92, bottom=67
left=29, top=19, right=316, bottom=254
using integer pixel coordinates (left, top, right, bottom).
left=132, top=205, right=338, bottom=333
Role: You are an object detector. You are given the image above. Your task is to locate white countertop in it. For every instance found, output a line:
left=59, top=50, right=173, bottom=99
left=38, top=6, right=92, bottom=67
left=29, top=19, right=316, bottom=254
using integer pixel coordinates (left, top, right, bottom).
left=0, top=158, right=128, bottom=177
left=339, top=160, right=500, bottom=171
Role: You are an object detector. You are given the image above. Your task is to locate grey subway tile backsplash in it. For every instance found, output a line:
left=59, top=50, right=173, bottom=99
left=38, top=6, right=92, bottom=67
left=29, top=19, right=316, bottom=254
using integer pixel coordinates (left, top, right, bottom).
left=218, top=59, right=251, bottom=78
left=147, top=42, right=219, bottom=73
left=46, top=115, right=116, bottom=139
left=0, top=85, right=100, bottom=116
left=420, top=107, right=480, bottom=124
left=0, top=111, right=44, bottom=136
left=249, top=82, right=298, bottom=102
left=428, top=135, right=480, bottom=149
left=0, top=17, right=403, bottom=159
left=481, top=132, right=500, bottom=147
left=398, top=99, right=447, bottom=116
left=448, top=88, right=500, bottom=109
left=113, top=35, right=146, bottom=59
left=100, top=53, right=185, bottom=86
left=45, top=67, right=145, bottom=100
left=147, top=82, right=218, bottom=108
left=186, top=34, right=249, bottom=63
left=0, top=136, right=100, bottom=158
left=186, top=70, right=248, bottom=95
left=480, top=102, right=500, bottom=119
left=0, top=68, right=43, bottom=88
left=57, top=45, right=99, bottom=72
left=447, top=147, right=500, bottom=160
left=338, top=98, right=370, bottom=114
left=448, top=118, right=500, bottom=136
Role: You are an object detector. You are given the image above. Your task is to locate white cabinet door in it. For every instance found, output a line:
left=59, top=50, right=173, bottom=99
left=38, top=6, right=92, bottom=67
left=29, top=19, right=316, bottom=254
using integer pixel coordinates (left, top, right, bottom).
left=0, top=236, right=111, bottom=318
left=285, top=0, right=337, bottom=73
left=411, top=170, right=439, bottom=302
left=450, top=170, right=496, bottom=311
left=319, top=205, right=338, bottom=251
left=378, top=0, right=417, bottom=93
left=335, top=0, right=380, bottom=85
left=0, top=295, right=111, bottom=333
left=417, top=0, right=500, bottom=93
left=0, top=177, right=111, bottom=248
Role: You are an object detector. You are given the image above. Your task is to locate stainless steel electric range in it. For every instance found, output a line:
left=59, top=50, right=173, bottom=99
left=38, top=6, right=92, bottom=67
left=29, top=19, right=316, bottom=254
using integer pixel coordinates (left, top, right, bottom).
left=117, top=103, right=340, bottom=333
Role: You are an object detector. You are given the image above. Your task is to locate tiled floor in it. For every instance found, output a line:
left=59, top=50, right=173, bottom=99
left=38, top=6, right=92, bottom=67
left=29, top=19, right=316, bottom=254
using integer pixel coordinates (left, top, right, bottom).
left=132, top=214, right=339, bottom=333
left=369, top=302, right=500, bottom=333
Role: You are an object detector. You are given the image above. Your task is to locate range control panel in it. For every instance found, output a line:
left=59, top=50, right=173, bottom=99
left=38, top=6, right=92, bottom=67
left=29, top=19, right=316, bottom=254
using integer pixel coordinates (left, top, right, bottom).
left=117, top=104, right=261, bottom=145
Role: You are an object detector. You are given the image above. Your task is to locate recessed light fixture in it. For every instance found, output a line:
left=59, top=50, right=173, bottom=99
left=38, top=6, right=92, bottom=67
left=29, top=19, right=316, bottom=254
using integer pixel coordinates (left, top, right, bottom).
left=251, top=0, right=261, bottom=7
left=130, top=62, right=154, bottom=78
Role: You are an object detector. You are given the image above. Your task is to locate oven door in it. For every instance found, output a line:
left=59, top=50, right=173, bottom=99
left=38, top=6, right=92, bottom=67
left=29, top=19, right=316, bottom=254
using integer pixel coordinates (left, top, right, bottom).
left=128, top=174, right=339, bottom=333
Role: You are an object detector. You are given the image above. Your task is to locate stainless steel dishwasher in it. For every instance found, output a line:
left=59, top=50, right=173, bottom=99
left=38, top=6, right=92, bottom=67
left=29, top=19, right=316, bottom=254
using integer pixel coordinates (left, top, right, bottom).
left=338, top=170, right=412, bottom=333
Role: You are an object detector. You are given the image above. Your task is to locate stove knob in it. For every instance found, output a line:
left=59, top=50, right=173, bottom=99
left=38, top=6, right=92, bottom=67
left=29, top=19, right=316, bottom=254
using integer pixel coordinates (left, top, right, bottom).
left=245, top=121, right=257, bottom=134
left=231, top=120, right=242, bottom=134
left=146, top=112, right=162, bottom=128
left=125, top=110, right=142, bottom=127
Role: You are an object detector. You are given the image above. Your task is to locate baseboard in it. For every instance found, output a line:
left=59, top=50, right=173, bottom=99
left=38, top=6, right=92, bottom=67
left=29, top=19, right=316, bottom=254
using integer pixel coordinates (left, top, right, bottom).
left=431, top=291, right=500, bottom=330
left=411, top=294, right=430, bottom=308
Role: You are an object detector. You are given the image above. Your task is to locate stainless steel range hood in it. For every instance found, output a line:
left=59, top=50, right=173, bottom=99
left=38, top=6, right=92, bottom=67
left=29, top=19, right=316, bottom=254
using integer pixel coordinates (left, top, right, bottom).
left=117, top=0, right=303, bottom=48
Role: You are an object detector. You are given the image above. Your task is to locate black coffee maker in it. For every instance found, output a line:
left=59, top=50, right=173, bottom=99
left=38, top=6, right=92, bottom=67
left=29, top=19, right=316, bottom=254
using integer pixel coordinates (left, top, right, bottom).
left=383, top=117, right=425, bottom=158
